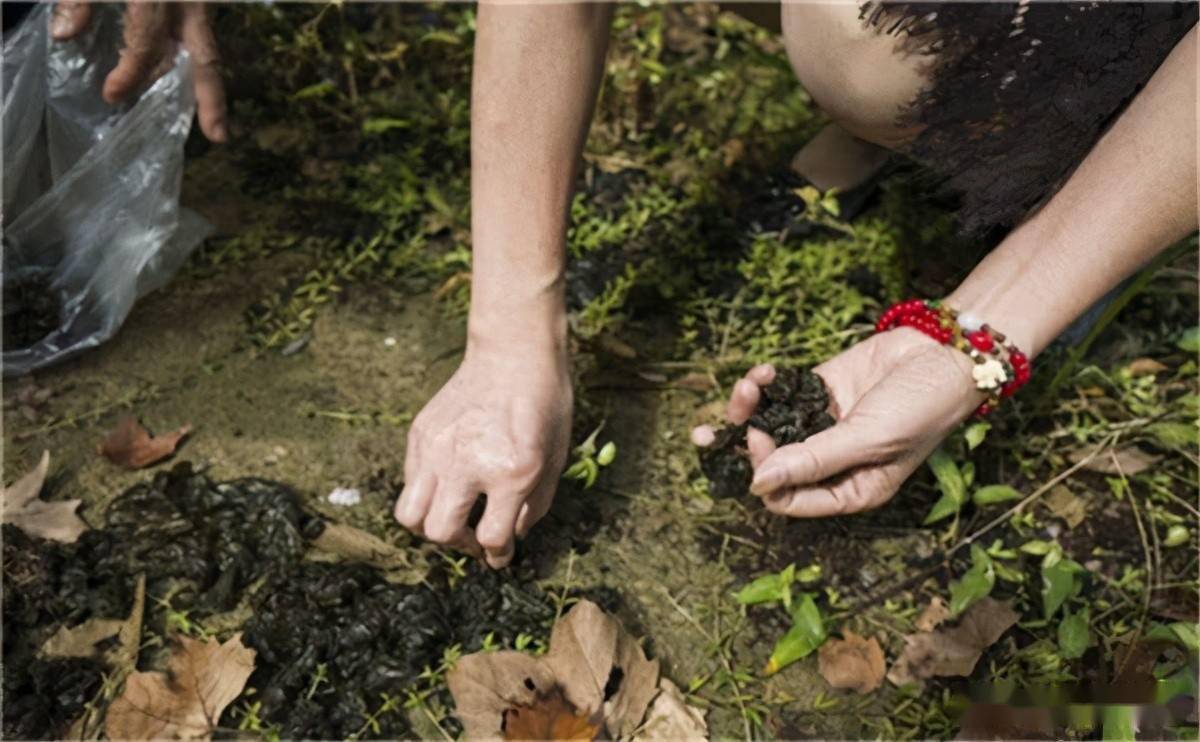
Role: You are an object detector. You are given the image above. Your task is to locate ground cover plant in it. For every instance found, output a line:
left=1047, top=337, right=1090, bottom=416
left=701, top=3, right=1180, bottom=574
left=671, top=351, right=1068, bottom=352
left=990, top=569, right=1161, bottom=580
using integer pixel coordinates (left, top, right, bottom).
left=3, top=3, right=1197, bottom=739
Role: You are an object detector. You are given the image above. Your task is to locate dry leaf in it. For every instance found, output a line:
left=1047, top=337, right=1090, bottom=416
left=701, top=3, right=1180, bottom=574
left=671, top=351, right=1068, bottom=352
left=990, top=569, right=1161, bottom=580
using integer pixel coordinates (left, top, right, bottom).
left=99, top=417, right=192, bottom=469
left=603, top=623, right=660, bottom=739
left=2, top=450, right=87, bottom=543
left=914, top=596, right=950, bottom=632
left=309, top=522, right=408, bottom=570
left=1071, top=446, right=1159, bottom=476
left=1127, top=358, right=1169, bottom=377
left=1043, top=485, right=1087, bottom=529
left=105, top=634, right=255, bottom=741
left=634, top=679, right=708, bottom=741
left=449, top=651, right=558, bottom=739
left=887, top=598, right=1019, bottom=688
left=450, top=601, right=661, bottom=740
left=503, top=688, right=601, bottom=741
left=817, top=631, right=885, bottom=694
left=40, top=618, right=124, bottom=659
left=542, top=601, right=621, bottom=717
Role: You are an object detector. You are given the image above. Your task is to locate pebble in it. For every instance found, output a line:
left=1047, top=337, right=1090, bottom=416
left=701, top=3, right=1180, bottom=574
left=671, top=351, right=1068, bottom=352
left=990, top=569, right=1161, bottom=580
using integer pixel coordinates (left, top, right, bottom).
left=383, top=337, right=397, bottom=347
left=328, top=487, right=362, bottom=507
left=1045, top=523, right=1062, bottom=539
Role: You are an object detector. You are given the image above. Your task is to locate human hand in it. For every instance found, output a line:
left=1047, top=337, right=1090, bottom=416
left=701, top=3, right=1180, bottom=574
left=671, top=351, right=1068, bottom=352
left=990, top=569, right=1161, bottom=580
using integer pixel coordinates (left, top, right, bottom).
left=51, top=0, right=227, bottom=142
left=394, top=344, right=572, bottom=568
left=692, top=328, right=983, bottom=517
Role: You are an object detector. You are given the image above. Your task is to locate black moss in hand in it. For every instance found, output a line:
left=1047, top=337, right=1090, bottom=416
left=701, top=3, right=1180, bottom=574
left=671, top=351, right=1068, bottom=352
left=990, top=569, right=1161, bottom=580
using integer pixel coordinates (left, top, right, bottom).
left=699, top=367, right=835, bottom=499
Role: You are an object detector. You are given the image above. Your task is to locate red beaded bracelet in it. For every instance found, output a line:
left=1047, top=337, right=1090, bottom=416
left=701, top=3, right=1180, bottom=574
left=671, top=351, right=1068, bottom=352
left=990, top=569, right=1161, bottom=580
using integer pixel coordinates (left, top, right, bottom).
left=876, top=299, right=1032, bottom=416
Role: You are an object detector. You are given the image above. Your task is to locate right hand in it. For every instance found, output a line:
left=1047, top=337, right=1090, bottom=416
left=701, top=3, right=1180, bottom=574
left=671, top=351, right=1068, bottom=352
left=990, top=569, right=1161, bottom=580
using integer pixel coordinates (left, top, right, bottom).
left=394, top=343, right=572, bottom=569
left=51, top=0, right=228, bottom=142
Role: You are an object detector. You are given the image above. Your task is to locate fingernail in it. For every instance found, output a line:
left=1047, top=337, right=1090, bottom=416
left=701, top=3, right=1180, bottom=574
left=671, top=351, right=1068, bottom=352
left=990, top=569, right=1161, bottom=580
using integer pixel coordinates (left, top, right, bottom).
left=750, top=467, right=782, bottom=496
left=51, top=14, right=71, bottom=38
left=212, top=121, right=229, bottom=142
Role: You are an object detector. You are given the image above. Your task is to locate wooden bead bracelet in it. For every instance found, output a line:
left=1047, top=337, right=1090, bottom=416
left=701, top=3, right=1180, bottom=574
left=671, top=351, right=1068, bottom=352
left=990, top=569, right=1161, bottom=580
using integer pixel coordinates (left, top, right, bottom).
left=875, top=299, right=1031, bottom=416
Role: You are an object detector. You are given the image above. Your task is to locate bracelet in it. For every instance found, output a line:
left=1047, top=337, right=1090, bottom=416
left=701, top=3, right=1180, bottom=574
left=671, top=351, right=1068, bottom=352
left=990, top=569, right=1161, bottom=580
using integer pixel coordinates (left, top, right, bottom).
left=875, top=299, right=1031, bottom=416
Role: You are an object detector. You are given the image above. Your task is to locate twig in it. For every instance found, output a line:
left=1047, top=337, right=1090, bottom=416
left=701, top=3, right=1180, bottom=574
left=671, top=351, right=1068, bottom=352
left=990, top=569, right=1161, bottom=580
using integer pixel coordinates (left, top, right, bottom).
left=1113, top=451, right=1154, bottom=676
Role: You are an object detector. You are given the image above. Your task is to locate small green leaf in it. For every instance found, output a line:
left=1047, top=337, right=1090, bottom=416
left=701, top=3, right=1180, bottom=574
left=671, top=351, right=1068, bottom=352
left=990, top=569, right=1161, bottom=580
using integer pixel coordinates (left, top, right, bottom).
left=361, top=118, right=410, bottom=135
left=1147, top=422, right=1199, bottom=450
left=596, top=441, right=617, bottom=467
left=973, top=485, right=1022, bottom=507
left=948, top=544, right=995, bottom=617
left=1164, top=525, right=1190, bottom=548
left=820, top=195, right=840, bottom=217
left=964, top=422, right=991, bottom=450
left=736, top=573, right=785, bottom=605
left=993, top=561, right=1025, bottom=583
left=563, top=460, right=590, bottom=480
left=1042, top=556, right=1084, bottom=619
left=923, top=449, right=966, bottom=525
left=1019, top=540, right=1054, bottom=556
left=1058, top=607, right=1090, bottom=659
left=764, top=594, right=826, bottom=675
left=292, top=80, right=336, bottom=100
left=796, top=564, right=822, bottom=584
left=923, top=493, right=961, bottom=525
left=1145, top=621, right=1200, bottom=651
left=1177, top=326, right=1200, bottom=353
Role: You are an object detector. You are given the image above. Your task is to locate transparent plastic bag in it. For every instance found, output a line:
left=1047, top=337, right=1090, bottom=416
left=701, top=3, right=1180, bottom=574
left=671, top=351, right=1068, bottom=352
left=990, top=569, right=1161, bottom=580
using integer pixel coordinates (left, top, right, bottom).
left=2, top=4, right=212, bottom=375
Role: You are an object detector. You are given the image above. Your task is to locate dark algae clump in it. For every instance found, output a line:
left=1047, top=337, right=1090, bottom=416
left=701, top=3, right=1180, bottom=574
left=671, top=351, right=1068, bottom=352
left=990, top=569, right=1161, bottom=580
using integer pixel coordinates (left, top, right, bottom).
left=699, top=367, right=835, bottom=499
left=2, top=464, right=568, bottom=740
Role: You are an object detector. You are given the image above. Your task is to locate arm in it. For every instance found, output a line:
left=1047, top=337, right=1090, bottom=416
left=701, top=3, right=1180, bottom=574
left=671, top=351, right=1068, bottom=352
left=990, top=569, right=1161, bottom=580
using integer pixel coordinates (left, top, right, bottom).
left=710, top=26, right=1197, bottom=517
left=395, top=3, right=613, bottom=567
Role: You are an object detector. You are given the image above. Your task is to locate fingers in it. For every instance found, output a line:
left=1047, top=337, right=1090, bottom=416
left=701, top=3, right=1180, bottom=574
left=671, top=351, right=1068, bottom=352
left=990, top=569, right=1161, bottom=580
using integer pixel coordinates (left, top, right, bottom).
left=475, top=492, right=524, bottom=568
left=690, top=424, right=715, bottom=448
left=762, top=462, right=910, bottom=518
left=103, top=1, right=171, bottom=105
left=746, top=427, right=776, bottom=468
left=179, top=3, right=227, bottom=142
left=51, top=0, right=91, bottom=40
left=422, top=478, right=483, bottom=557
left=725, top=363, right=775, bottom=424
left=394, top=473, right=436, bottom=536
left=515, top=474, right=557, bottom=538
left=750, top=419, right=883, bottom=496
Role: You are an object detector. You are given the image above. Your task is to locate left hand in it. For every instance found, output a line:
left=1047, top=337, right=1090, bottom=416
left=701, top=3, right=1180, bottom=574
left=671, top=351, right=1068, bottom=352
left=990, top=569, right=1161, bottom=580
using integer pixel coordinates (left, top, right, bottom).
left=692, top=327, right=984, bottom=517
left=51, top=0, right=228, bottom=142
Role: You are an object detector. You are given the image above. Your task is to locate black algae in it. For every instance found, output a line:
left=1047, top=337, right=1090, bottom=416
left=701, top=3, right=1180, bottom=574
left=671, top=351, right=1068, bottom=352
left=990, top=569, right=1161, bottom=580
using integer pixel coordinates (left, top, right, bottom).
left=699, top=367, right=835, bottom=499
left=3, top=463, right=603, bottom=740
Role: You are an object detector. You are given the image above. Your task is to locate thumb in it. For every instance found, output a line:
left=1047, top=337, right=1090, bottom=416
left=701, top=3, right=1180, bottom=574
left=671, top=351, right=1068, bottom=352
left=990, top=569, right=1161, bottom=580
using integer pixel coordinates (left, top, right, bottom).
left=749, top=418, right=884, bottom=496
left=51, top=0, right=92, bottom=40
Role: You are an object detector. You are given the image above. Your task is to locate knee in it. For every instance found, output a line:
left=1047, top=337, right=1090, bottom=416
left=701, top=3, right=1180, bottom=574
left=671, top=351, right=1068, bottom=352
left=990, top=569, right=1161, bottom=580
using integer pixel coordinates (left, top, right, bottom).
left=780, top=3, right=925, bottom=145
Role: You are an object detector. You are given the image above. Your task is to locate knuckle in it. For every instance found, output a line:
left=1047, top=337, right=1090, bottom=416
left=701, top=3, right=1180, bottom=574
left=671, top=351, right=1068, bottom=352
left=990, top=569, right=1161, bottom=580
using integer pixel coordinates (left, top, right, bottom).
left=423, top=521, right=457, bottom=544
left=476, top=527, right=510, bottom=551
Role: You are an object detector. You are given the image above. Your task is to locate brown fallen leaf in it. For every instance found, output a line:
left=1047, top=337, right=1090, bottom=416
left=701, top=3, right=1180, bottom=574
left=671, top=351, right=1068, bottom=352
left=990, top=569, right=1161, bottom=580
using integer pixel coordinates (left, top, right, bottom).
left=105, top=634, right=255, bottom=741
left=449, top=600, right=660, bottom=740
left=674, top=372, right=716, bottom=392
left=2, top=451, right=87, bottom=543
left=40, top=617, right=124, bottom=659
left=1071, top=445, right=1159, bottom=476
left=634, top=679, right=708, bottom=741
left=914, top=596, right=950, bottom=632
left=887, top=597, right=1019, bottom=688
left=1127, top=357, right=1169, bottom=377
left=503, top=688, right=601, bottom=741
left=1043, top=485, right=1088, bottom=529
left=818, top=631, right=885, bottom=694
left=308, top=521, right=420, bottom=578
left=98, top=417, right=192, bottom=469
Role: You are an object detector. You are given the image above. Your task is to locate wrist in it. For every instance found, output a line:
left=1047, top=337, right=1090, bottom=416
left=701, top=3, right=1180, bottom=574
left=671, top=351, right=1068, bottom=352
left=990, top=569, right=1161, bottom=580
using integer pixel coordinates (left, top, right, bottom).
left=466, top=279, right=569, bottom=361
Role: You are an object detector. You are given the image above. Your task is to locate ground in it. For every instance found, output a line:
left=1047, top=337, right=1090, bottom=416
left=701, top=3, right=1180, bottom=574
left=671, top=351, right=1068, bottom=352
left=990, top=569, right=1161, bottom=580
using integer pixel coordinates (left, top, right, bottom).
left=4, top=4, right=1198, bottom=740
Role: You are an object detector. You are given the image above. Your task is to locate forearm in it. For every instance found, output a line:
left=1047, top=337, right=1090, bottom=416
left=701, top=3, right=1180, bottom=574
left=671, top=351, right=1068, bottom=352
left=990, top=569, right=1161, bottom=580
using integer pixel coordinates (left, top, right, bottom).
left=468, top=2, right=613, bottom=354
left=948, top=27, right=1197, bottom=358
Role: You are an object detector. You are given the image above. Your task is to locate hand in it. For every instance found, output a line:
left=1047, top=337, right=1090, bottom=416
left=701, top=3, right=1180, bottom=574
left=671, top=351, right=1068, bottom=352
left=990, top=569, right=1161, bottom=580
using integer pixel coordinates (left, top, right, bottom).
left=51, top=0, right=227, bottom=142
left=394, top=344, right=572, bottom=568
left=692, top=328, right=984, bottom=517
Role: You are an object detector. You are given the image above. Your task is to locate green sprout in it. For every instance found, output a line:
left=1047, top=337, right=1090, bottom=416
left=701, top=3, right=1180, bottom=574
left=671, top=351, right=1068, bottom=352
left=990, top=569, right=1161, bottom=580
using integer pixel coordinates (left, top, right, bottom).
left=563, top=424, right=617, bottom=488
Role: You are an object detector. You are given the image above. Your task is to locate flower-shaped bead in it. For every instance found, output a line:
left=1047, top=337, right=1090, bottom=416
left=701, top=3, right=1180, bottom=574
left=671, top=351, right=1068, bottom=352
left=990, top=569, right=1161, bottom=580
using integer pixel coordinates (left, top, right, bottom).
left=971, top=358, right=1009, bottom=391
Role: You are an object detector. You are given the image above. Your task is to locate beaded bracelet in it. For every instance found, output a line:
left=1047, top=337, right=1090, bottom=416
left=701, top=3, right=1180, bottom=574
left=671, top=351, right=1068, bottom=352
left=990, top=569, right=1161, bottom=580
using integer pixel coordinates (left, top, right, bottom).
left=875, top=299, right=1031, bottom=416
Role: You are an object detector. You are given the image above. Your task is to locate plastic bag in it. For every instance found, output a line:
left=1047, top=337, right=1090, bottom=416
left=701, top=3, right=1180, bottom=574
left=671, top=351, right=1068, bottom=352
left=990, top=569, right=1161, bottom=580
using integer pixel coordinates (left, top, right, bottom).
left=2, top=4, right=212, bottom=376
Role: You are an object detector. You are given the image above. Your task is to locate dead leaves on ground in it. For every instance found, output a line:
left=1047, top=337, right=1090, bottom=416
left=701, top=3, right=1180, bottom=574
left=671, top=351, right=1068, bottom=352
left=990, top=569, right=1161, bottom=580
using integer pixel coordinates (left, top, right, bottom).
left=98, top=416, right=192, bottom=469
left=2, top=450, right=87, bottom=542
left=818, top=631, right=886, bottom=694
left=888, top=597, right=1019, bottom=688
left=449, top=600, right=706, bottom=741
left=105, top=634, right=256, bottom=740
